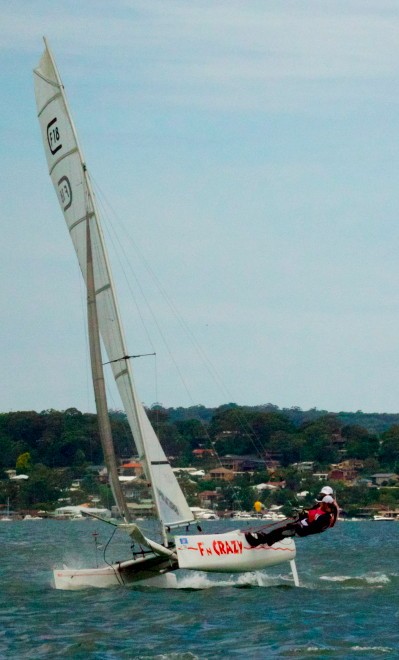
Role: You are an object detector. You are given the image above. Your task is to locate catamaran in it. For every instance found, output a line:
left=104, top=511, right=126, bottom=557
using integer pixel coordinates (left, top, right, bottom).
left=33, top=39, right=298, bottom=589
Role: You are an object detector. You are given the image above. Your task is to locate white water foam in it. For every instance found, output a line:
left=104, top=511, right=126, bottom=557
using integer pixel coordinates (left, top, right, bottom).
left=351, top=646, right=392, bottom=653
left=139, top=654, right=200, bottom=660
left=297, top=646, right=392, bottom=655
left=59, top=553, right=94, bottom=570
left=364, top=573, right=391, bottom=584
left=320, top=572, right=390, bottom=584
left=174, top=570, right=291, bottom=589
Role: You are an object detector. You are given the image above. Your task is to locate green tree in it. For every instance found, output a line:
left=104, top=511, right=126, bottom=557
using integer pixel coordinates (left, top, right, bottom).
left=5, top=411, right=44, bottom=450
left=17, top=464, right=62, bottom=509
left=209, top=407, right=295, bottom=456
left=269, top=432, right=304, bottom=466
left=379, top=426, right=399, bottom=469
left=342, top=425, right=379, bottom=460
left=16, top=452, right=32, bottom=473
left=175, top=419, right=208, bottom=450
left=0, top=434, right=16, bottom=468
left=300, top=416, right=340, bottom=464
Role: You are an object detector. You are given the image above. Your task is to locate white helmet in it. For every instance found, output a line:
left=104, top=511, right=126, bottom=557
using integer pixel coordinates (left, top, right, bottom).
left=316, top=485, right=334, bottom=502
left=320, top=486, right=333, bottom=495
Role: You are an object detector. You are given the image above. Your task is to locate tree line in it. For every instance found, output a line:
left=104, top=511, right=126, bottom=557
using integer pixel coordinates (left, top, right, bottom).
left=1, top=404, right=399, bottom=472
left=0, top=404, right=398, bottom=513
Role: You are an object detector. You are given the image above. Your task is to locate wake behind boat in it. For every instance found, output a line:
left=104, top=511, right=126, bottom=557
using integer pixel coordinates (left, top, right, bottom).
left=33, top=39, right=298, bottom=589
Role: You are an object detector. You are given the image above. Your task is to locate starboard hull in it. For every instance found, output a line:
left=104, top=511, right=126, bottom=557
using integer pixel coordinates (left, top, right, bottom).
left=175, top=529, right=296, bottom=572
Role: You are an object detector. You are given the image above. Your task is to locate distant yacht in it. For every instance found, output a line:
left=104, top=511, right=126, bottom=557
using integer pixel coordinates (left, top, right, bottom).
left=0, top=498, right=12, bottom=522
left=373, top=513, right=397, bottom=521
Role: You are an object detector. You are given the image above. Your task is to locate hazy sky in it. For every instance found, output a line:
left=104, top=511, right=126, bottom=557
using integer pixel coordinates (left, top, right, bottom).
left=2, top=0, right=399, bottom=414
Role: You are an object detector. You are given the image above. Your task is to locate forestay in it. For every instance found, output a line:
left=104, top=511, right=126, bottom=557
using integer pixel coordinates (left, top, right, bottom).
left=33, top=40, right=194, bottom=528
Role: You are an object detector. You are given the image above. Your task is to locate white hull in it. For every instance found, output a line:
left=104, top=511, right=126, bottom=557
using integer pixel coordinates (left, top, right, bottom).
left=175, top=529, right=296, bottom=572
left=53, top=554, right=179, bottom=590
left=53, top=567, right=179, bottom=590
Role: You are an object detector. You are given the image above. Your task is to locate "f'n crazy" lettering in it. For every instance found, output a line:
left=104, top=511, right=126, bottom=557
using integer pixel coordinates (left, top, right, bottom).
left=196, top=539, right=243, bottom=557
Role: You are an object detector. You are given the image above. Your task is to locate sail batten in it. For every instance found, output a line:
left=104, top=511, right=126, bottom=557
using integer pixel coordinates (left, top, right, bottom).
left=96, top=283, right=112, bottom=295
left=69, top=214, right=92, bottom=232
left=49, top=148, right=79, bottom=175
left=33, top=69, right=60, bottom=88
left=33, top=40, right=194, bottom=528
left=37, top=91, right=62, bottom=116
left=115, top=369, right=128, bottom=380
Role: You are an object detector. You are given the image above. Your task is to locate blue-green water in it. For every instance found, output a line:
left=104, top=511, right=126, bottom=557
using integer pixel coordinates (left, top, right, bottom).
left=0, top=519, right=398, bottom=658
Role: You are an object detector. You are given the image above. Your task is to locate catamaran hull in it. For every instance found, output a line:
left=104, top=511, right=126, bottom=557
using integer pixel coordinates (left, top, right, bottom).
left=175, top=529, right=296, bottom=572
left=53, top=555, right=179, bottom=590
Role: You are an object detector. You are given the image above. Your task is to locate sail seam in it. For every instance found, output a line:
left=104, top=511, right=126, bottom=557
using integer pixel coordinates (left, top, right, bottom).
left=38, top=91, right=62, bottom=117
left=69, top=212, right=94, bottom=233
left=115, top=369, right=128, bottom=380
left=49, top=148, right=79, bottom=175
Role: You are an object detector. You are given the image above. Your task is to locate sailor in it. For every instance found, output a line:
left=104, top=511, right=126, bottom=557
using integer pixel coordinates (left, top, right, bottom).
left=253, top=500, right=264, bottom=514
left=245, top=495, right=338, bottom=547
left=305, top=485, right=338, bottom=522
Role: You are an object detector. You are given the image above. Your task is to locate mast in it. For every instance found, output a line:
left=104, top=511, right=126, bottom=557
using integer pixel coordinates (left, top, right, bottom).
left=86, top=209, right=131, bottom=522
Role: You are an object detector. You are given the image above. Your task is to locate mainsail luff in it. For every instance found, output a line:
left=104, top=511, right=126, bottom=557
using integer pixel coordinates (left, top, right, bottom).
left=33, top=39, right=195, bottom=529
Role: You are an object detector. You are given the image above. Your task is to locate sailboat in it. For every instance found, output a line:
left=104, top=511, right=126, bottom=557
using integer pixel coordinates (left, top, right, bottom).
left=0, top=498, right=12, bottom=522
left=33, top=39, right=298, bottom=589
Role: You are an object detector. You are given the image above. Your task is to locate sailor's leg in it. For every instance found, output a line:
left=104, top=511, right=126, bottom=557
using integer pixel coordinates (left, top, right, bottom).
left=262, top=523, right=298, bottom=546
left=262, top=527, right=287, bottom=546
left=246, top=523, right=297, bottom=547
left=245, top=531, right=270, bottom=547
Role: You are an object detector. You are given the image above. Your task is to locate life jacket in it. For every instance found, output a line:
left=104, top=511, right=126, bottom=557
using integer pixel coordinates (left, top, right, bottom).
left=307, top=505, right=337, bottom=528
left=307, top=506, right=325, bottom=523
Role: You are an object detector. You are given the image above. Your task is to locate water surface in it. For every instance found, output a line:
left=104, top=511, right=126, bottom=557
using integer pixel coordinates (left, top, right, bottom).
left=0, top=519, right=397, bottom=658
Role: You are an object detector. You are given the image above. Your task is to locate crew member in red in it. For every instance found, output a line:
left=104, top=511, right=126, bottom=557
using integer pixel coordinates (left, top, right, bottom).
left=245, top=495, right=338, bottom=547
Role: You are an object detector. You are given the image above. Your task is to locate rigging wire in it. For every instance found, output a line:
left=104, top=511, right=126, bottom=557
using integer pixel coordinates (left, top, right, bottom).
left=91, top=179, right=270, bottom=449
left=90, top=178, right=280, bottom=512
left=102, top=526, right=126, bottom=586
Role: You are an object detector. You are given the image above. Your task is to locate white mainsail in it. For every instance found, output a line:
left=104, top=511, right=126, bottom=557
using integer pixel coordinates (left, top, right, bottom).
left=33, top=40, right=194, bottom=528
